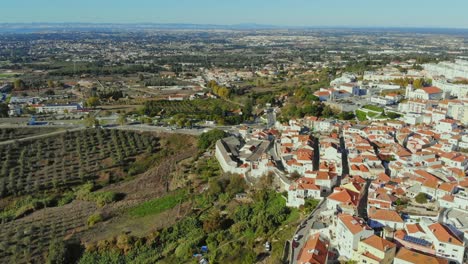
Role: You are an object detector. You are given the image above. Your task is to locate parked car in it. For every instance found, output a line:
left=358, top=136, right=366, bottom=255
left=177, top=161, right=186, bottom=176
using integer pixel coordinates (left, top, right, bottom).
left=264, top=241, right=271, bottom=251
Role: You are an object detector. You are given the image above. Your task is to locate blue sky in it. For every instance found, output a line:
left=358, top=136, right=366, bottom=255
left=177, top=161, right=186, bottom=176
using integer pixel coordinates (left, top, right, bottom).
left=1, top=0, right=467, bottom=28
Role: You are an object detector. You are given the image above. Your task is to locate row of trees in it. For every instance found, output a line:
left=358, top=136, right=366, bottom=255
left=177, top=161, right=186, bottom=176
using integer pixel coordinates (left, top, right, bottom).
left=0, top=129, right=157, bottom=198
left=12, top=79, right=64, bottom=91
left=391, top=77, right=432, bottom=88
left=281, top=101, right=354, bottom=121
left=207, top=80, right=230, bottom=99
left=0, top=103, right=8, bottom=117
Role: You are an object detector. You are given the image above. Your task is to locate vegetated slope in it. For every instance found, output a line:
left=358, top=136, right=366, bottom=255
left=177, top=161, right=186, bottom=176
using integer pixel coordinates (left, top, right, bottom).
left=0, top=131, right=197, bottom=264
left=0, top=128, right=158, bottom=197
left=142, top=99, right=245, bottom=124
left=0, top=127, right=63, bottom=142
left=0, top=200, right=97, bottom=264
left=77, top=132, right=303, bottom=264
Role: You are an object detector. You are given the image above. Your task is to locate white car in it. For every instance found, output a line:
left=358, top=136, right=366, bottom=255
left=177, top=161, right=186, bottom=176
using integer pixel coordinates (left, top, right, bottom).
left=294, top=234, right=300, bottom=241
left=264, top=241, right=271, bottom=251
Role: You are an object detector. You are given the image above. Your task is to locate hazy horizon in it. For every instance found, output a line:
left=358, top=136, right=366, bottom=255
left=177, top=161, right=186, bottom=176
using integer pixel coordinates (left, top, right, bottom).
left=1, top=0, right=468, bottom=29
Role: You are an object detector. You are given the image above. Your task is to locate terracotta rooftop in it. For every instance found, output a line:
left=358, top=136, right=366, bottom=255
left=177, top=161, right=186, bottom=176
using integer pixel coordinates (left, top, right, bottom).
left=420, top=86, right=442, bottom=94
left=395, top=247, right=448, bottom=264
left=405, top=223, right=425, bottom=234
left=368, top=208, right=404, bottom=223
left=296, top=233, right=329, bottom=264
left=427, top=223, right=463, bottom=246
left=338, top=214, right=372, bottom=235
left=361, top=235, right=396, bottom=252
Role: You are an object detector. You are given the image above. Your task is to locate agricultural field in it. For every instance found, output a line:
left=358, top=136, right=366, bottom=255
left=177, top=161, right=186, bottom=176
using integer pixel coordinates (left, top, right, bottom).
left=142, top=98, right=244, bottom=125
left=144, top=98, right=239, bottom=115
left=0, top=73, right=18, bottom=79
left=0, top=200, right=96, bottom=263
left=0, top=128, right=158, bottom=198
left=0, top=129, right=199, bottom=263
left=0, top=127, right=63, bottom=142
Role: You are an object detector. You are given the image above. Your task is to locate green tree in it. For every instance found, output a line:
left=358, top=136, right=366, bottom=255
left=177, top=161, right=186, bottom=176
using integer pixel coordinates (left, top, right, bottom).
left=87, top=213, right=104, bottom=227
left=198, top=129, right=226, bottom=150
left=46, top=239, right=68, bottom=264
left=217, top=87, right=230, bottom=99
left=413, top=78, right=423, bottom=89
left=243, top=99, right=253, bottom=118
left=47, top=80, right=55, bottom=88
left=0, top=103, right=8, bottom=117
left=83, top=116, right=99, bottom=127
left=321, top=105, right=335, bottom=118
left=13, top=79, right=25, bottom=90
left=85, top=97, right=100, bottom=108
left=207, top=80, right=217, bottom=89
left=117, top=113, right=127, bottom=126
left=415, top=193, right=428, bottom=204
left=338, top=111, right=355, bottom=120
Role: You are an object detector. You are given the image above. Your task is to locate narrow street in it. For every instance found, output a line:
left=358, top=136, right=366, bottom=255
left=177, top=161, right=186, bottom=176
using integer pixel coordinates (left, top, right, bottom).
left=357, top=179, right=371, bottom=220
left=290, top=200, right=327, bottom=264
left=312, top=135, right=320, bottom=171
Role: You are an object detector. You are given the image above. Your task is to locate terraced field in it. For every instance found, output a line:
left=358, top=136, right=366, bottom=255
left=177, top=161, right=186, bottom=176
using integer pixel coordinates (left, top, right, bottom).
left=0, top=128, right=197, bottom=263
left=0, top=128, right=158, bottom=197
left=0, top=127, right=63, bottom=142
left=0, top=200, right=96, bottom=263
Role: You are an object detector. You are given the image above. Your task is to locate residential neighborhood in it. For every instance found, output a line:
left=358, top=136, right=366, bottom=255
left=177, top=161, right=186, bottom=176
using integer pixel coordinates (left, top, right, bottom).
left=213, top=58, right=468, bottom=263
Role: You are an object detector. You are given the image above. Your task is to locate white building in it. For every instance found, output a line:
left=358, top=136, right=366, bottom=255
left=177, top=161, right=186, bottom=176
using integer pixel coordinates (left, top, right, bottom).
left=405, top=86, right=444, bottom=100
left=352, top=235, right=397, bottom=264
left=433, top=79, right=468, bottom=99
left=335, top=214, right=374, bottom=260
left=35, top=103, right=83, bottom=114
left=330, top=73, right=357, bottom=87
left=370, top=96, right=393, bottom=105
left=398, top=99, right=434, bottom=114
left=339, top=83, right=361, bottom=96
left=287, top=177, right=322, bottom=207
left=403, top=113, right=423, bottom=125
left=423, top=222, right=466, bottom=263
left=424, top=60, right=468, bottom=80
left=434, top=119, right=458, bottom=133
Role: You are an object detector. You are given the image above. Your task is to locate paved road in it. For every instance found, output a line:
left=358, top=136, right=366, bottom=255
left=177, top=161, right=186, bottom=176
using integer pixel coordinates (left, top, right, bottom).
left=357, top=179, right=372, bottom=220
left=290, top=199, right=326, bottom=264
left=111, top=124, right=207, bottom=135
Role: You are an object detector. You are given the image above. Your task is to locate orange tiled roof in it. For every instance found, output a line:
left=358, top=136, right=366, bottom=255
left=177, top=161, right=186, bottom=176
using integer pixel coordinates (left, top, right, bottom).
left=406, top=223, right=425, bottom=234
left=368, top=208, right=404, bottom=223
left=329, top=188, right=360, bottom=206
left=440, top=194, right=454, bottom=202
left=296, top=233, right=329, bottom=264
left=338, top=214, right=372, bottom=235
left=421, top=86, right=442, bottom=94
left=438, top=182, right=456, bottom=193
left=295, top=177, right=320, bottom=191
left=395, top=248, right=448, bottom=264
left=361, top=235, right=396, bottom=252
left=428, top=223, right=463, bottom=246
